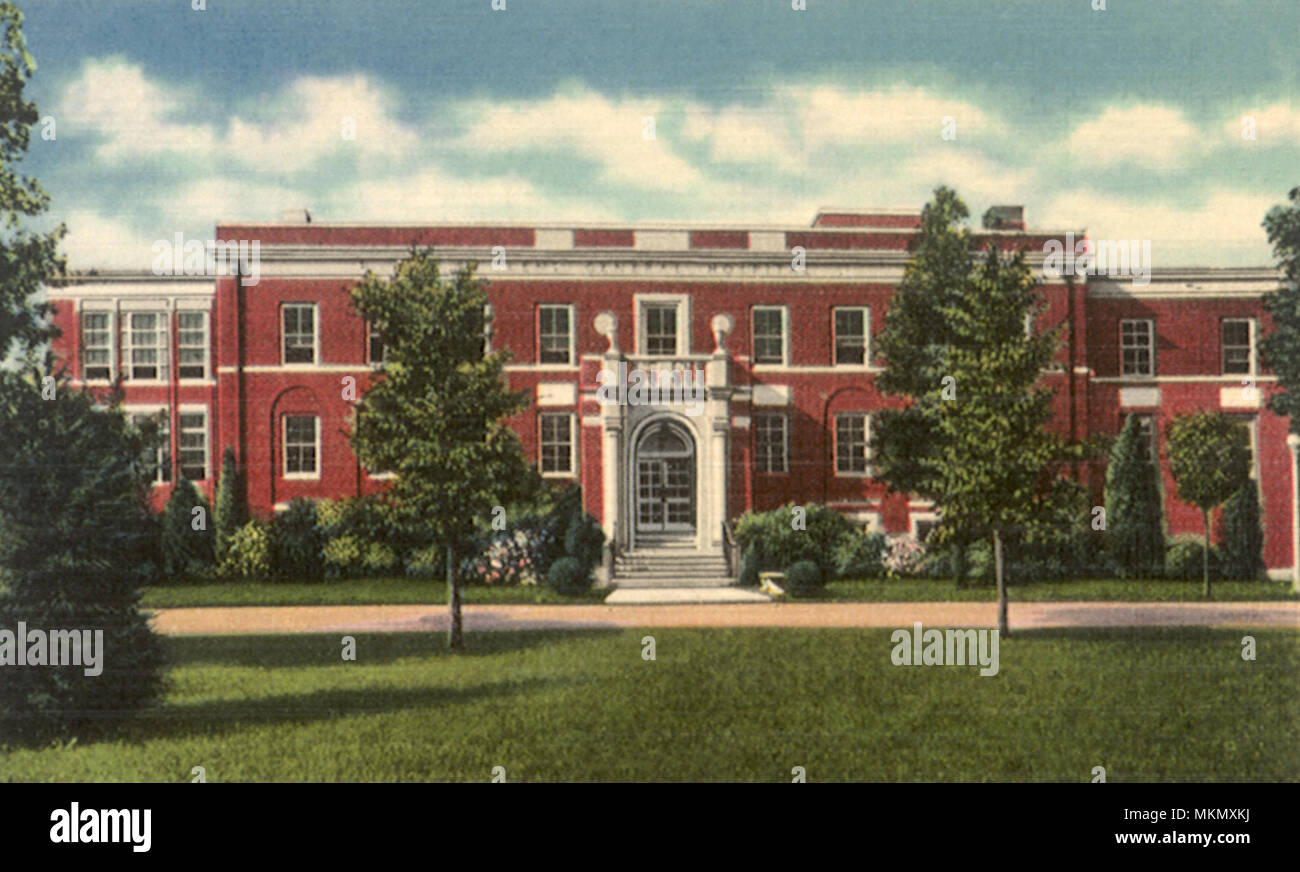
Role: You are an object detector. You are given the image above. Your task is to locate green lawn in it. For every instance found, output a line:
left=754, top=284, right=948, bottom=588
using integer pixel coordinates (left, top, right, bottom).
left=140, top=576, right=1299, bottom=608
left=821, top=578, right=1300, bottom=602
left=141, top=578, right=606, bottom=608
left=2, top=627, right=1296, bottom=781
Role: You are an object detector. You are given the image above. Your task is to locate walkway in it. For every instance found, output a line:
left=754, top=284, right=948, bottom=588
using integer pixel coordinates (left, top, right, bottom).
left=150, top=600, right=1300, bottom=635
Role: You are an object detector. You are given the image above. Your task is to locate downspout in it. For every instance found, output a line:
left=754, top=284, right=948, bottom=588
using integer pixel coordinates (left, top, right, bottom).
left=1065, top=273, right=1078, bottom=480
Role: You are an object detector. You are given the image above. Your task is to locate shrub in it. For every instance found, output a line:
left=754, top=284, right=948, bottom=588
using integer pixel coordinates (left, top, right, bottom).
left=322, top=534, right=399, bottom=577
left=547, top=556, right=592, bottom=596
left=738, top=545, right=761, bottom=587
left=833, top=532, right=887, bottom=579
left=217, top=520, right=273, bottom=580
left=272, top=498, right=324, bottom=579
left=784, top=559, right=824, bottom=596
left=883, top=535, right=927, bottom=577
left=1219, top=478, right=1265, bottom=581
left=1166, top=536, right=1224, bottom=581
left=565, top=510, right=606, bottom=575
left=733, top=503, right=854, bottom=578
left=405, top=544, right=445, bottom=578
left=160, top=479, right=214, bottom=579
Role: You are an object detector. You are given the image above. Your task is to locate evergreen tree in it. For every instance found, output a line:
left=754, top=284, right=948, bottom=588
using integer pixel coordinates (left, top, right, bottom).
left=1219, top=477, right=1264, bottom=581
left=0, top=373, right=167, bottom=742
left=160, top=479, right=213, bottom=578
left=213, top=447, right=243, bottom=566
left=1104, top=415, right=1165, bottom=577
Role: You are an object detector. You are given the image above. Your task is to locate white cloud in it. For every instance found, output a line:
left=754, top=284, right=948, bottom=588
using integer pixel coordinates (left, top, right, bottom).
left=225, top=75, right=418, bottom=172
left=1227, top=103, right=1300, bottom=147
left=1064, top=103, right=1205, bottom=170
left=787, top=84, right=1003, bottom=148
left=58, top=57, right=214, bottom=160
left=61, top=211, right=160, bottom=271
left=449, top=87, right=703, bottom=191
left=1036, top=189, right=1275, bottom=266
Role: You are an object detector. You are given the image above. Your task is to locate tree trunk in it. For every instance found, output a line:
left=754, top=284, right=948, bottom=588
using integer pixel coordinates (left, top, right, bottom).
left=447, top=544, right=466, bottom=652
left=1202, top=510, right=1212, bottom=600
left=994, top=528, right=1009, bottom=637
left=953, top=540, right=967, bottom=590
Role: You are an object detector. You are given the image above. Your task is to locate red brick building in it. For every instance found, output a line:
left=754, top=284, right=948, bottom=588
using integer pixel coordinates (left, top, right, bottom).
left=47, top=209, right=1295, bottom=581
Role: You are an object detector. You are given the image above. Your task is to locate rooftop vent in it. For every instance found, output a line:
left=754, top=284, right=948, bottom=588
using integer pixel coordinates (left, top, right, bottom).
left=982, top=205, right=1024, bottom=231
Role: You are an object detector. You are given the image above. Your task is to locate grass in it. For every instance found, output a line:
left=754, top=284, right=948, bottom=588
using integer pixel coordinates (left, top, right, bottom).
left=2, top=627, right=1296, bottom=781
left=820, top=577, right=1300, bottom=602
left=140, top=575, right=1299, bottom=608
left=141, top=577, right=606, bottom=608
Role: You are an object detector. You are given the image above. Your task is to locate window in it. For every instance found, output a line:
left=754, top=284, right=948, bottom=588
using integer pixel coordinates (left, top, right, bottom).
left=130, top=411, right=170, bottom=484
left=752, top=307, right=786, bottom=365
left=178, top=311, right=208, bottom=379
left=1120, top=319, right=1154, bottom=377
left=122, top=311, right=168, bottom=381
left=81, top=311, right=113, bottom=381
left=1222, top=318, right=1254, bottom=375
left=834, top=307, right=869, bottom=366
left=835, top=413, right=870, bottom=475
left=644, top=304, right=678, bottom=356
left=914, top=518, right=940, bottom=543
left=178, top=411, right=208, bottom=481
left=538, top=305, right=573, bottom=365
left=1227, top=414, right=1259, bottom=480
left=368, top=322, right=386, bottom=365
left=283, top=415, right=319, bottom=478
left=283, top=304, right=317, bottom=364
left=754, top=414, right=788, bottom=473
left=539, top=413, right=574, bottom=475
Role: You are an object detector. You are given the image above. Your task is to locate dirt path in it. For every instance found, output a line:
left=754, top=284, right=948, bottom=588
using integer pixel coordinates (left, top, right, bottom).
left=150, top=600, right=1300, bottom=635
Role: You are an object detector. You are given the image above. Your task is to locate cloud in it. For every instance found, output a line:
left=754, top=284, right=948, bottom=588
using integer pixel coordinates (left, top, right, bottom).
left=1064, top=103, right=1205, bottom=170
left=449, top=86, right=703, bottom=191
left=1227, top=103, right=1300, bottom=147
left=61, top=211, right=161, bottom=271
left=57, top=57, right=215, bottom=160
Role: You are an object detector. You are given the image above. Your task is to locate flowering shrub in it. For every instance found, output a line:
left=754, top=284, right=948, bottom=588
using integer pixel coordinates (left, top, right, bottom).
left=883, top=535, right=927, bottom=577
left=466, top=528, right=550, bottom=585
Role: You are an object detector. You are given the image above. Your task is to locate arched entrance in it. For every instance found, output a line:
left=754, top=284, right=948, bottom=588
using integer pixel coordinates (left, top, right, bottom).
left=634, top=419, right=696, bottom=535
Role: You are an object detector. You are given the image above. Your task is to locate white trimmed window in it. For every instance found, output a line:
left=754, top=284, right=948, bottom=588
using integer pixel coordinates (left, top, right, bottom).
left=129, top=410, right=170, bottom=485
left=539, top=413, right=575, bottom=476
left=752, top=306, right=786, bottom=365
left=80, top=311, right=113, bottom=381
left=178, top=410, right=208, bottom=481
left=178, top=311, right=208, bottom=379
left=283, top=415, right=320, bottom=478
left=1222, top=318, right=1255, bottom=376
left=1120, top=319, right=1154, bottom=377
left=538, top=304, right=574, bottom=365
left=283, top=303, right=317, bottom=364
left=644, top=304, right=678, bottom=356
left=754, top=414, right=788, bottom=473
left=834, top=307, right=869, bottom=366
left=835, top=412, right=870, bottom=475
left=122, top=311, right=168, bottom=381
left=1123, top=413, right=1158, bottom=463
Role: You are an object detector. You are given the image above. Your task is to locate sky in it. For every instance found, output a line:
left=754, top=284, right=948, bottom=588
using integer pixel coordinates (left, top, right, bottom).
left=16, top=0, right=1300, bottom=270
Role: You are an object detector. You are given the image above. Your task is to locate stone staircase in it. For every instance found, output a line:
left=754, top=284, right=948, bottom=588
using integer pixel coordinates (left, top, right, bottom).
left=613, top=537, right=733, bottom=589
